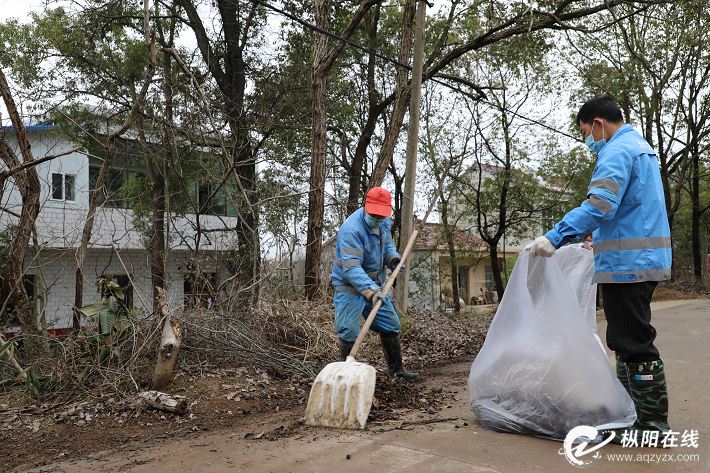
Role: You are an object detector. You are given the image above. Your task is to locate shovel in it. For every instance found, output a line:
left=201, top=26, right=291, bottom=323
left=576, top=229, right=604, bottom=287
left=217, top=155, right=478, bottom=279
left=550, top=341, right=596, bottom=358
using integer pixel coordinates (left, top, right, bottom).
left=304, top=181, right=446, bottom=430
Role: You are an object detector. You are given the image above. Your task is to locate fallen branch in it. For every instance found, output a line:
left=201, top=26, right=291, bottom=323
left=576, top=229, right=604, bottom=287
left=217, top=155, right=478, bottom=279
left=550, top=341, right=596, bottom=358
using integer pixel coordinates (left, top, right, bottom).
left=369, top=416, right=459, bottom=427
left=139, top=390, right=188, bottom=414
left=0, top=334, right=27, bottom=381
left=279, top=343, right=320, bottom=357
left=400, top=417, right=459, bottom=426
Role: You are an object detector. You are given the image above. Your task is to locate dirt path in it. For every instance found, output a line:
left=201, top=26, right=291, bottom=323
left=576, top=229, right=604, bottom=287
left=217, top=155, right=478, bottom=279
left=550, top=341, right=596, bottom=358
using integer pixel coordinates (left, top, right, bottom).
left=2, top=305, right=494, bottom=472
left=21, top=361, right=477, bottom=472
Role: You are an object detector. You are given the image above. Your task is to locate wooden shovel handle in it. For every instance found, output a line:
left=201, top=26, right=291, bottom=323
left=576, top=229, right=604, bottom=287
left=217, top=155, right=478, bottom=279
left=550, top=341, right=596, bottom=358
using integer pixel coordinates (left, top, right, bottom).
left=348, top=228, right=419, bottom=359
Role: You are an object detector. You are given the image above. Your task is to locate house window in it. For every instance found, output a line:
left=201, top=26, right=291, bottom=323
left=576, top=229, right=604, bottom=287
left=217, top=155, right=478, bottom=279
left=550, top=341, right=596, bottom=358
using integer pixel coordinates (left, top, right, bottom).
left=198, top=182, right=211, bottom=212
left=196, top=182, right=228, bottom=215
left=89, top=165, right=144, bottom=207
left=51, top=173, right=76, bottom=201
left=457, top=266, right=468, bottom=300
left=0, top=275, right=36, bottom=326
left=484, top=265, right=494, bottom=289
left=100, top=275, right=133, bottom=309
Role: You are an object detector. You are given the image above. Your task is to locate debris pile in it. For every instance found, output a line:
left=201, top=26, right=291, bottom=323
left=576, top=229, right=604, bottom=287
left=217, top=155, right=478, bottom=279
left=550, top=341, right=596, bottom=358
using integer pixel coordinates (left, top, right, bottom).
left=401, top=306, right=494, bottom=367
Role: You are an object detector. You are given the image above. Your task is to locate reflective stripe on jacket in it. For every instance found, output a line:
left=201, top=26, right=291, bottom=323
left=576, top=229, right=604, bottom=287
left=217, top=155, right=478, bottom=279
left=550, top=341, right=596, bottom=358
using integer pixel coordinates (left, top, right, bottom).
left=545, top=124, right=672, bottom=284
left=331, top=208, right=400, bottom=293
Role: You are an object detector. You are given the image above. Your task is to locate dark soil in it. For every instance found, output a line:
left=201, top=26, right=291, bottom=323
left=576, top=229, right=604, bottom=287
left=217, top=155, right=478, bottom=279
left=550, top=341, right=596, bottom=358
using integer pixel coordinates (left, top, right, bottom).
left=0, top=306, right=495, bottom=472
left=652, top=280, right=710, bottom=301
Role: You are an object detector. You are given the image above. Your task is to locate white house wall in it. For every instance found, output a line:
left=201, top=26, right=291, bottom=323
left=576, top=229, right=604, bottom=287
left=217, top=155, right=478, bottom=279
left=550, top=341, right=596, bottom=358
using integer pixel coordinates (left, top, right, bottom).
left=407, top=248, right=440, bottom=311
left=18, top=248, right=188, bottom=331
left=2, top=128, right=240, bottom=330
left=2, top=128, right=239, bottom=252
left=1, top=128, right=86, bottom=210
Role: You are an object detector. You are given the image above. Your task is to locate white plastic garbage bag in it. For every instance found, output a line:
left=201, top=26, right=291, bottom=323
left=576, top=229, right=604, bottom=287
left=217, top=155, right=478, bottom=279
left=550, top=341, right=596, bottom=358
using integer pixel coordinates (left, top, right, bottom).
left=468, top=246, right=635, bottom=440
left=553, top=245, right=605, bottom=354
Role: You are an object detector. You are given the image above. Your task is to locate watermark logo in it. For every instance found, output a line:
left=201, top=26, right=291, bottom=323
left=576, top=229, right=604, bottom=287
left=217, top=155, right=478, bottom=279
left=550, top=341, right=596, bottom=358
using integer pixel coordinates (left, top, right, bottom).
left=559, top=426, right=701, bottom=467
left=559, top=426, right=614, bottom=467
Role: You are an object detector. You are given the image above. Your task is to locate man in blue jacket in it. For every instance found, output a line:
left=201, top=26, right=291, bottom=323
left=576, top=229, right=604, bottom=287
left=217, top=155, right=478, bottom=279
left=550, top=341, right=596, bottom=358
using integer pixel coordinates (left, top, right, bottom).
left=528, top=96, right=671, bottom=442
left=331, top=187, right=419, bottom=380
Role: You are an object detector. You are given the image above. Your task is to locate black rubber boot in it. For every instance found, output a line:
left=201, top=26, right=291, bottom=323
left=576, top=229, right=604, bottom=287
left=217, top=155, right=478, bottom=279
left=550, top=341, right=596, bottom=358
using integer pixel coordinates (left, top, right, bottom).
left=339, top=338, right=355, bottom=362
left=380, top=332, right=419, bottom=380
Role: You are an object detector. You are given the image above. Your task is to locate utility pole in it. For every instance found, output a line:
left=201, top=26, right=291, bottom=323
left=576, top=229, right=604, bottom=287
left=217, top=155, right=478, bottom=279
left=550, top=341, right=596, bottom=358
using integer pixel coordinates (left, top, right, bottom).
left=703, top=235, right=708, bottom=281
left=395, top=0, right=427, bottom=311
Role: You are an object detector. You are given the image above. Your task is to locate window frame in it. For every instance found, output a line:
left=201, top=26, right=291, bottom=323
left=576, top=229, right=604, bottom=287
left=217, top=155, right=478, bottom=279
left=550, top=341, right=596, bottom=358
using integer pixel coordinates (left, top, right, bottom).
left=89, top=164, right=146, bottom=208
left=50, top=172, right=77, bottom=202
left=195, top=180, right=230, bottom=216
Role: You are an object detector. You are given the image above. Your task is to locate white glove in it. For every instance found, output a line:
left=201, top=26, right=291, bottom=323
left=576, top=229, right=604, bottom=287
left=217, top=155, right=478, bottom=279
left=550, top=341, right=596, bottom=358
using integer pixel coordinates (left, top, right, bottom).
left=527, top=236, right=556, bottom=258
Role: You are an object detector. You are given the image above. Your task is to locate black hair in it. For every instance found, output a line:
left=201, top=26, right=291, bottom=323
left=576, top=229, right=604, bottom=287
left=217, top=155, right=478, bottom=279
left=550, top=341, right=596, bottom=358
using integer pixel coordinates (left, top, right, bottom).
left=576, top=95, right=624, bottom=126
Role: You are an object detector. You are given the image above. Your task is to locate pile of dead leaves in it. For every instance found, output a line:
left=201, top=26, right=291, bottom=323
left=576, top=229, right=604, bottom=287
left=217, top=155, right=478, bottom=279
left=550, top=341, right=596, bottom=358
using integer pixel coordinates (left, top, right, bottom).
left=400, top=306, right=495, bottom=369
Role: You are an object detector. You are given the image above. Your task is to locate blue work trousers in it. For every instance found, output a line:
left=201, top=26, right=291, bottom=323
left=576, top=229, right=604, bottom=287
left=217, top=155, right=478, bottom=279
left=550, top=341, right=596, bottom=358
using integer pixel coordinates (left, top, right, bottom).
left=334, top=292, right=401, bottom=342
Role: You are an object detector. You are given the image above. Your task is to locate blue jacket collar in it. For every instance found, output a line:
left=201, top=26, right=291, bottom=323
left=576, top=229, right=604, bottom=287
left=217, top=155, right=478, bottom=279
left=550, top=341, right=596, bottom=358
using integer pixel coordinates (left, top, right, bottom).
left=607, top=123, right=633, bottom=144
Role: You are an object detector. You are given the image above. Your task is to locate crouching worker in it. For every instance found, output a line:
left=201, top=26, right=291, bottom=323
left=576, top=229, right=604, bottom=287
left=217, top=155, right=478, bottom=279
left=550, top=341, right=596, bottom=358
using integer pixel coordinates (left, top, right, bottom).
left=331, top=186, right=419, bottom=381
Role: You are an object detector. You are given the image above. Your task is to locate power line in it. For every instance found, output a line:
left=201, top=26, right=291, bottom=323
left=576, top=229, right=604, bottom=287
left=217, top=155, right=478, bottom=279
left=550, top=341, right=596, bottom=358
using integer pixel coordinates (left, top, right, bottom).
left=245, top=0, right=582, bottom=142
left=250, top=0, right=411, bottom=70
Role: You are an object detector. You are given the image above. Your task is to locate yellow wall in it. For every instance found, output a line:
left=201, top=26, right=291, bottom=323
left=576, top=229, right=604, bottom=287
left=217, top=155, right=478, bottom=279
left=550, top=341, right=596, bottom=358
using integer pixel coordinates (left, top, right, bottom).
left=438, top=249, right=519, bottom=306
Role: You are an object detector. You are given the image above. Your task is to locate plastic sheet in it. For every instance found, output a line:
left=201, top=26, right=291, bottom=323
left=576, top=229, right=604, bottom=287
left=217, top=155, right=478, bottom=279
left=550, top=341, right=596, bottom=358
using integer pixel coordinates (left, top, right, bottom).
left=468, top=245, right=635, bottom=440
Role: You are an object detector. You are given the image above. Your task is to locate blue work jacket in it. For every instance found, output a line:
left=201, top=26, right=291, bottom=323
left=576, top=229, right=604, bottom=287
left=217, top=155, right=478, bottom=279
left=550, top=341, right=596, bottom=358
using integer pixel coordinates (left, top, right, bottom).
left=331, top=208, right=400, bottom=293
left=545, top=124, right=672, bottom=284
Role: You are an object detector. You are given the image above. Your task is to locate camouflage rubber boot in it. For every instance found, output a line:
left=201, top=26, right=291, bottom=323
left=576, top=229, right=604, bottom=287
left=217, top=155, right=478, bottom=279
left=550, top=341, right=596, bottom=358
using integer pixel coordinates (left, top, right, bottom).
left=616, top=358, right=632, bottom=397
left=602, top=359, right=669, bottom=446
left=626, top=359, right=670, bottom=432
left=339, top=338, right=355, bottom=362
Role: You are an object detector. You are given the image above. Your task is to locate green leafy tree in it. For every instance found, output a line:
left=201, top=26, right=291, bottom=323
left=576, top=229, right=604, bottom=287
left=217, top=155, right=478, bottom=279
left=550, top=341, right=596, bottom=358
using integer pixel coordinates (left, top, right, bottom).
left=452, top=33, right=568, bottom=300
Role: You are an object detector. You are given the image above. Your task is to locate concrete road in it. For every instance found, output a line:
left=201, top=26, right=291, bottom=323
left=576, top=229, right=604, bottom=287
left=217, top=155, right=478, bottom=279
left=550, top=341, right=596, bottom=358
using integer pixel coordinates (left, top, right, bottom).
left=30, top=300, right=709, bottom=472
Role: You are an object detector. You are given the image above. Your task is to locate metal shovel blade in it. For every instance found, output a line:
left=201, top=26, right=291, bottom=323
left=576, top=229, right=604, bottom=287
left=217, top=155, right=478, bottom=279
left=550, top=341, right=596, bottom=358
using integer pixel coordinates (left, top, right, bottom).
left=304, top=357, right=376, bottom=430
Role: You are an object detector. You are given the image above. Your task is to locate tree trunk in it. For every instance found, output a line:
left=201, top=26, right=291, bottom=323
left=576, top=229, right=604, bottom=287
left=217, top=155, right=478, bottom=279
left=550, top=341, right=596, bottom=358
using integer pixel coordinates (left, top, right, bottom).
left=691, top=144, right=701, bottom=280
left=346, top=5, right=383, bottom=215
left=151, top=290, right=182, bottom=390
left=139, top=390, right=188, bottom=414
left=301, top=0, right=377, bottom=298
left=489, top=245, right=505, bottom=302
left=150, top=30, right=174, bottom=313
left=369, top=0, right=415, bottom=189
left=221, top=0, right=259, bottom=306
left=229, top=122, right=259, bottom=306
left=440, top=199, right=460, bottom=313
left=32, top=228, right=48, bottom=339
left=304, top=0, right=331, bottom=301
left=174, top=0, right=261, bottom=305
left=73, top=41, right=158, bottom=330
left=0, top=68, right=42, bottom=332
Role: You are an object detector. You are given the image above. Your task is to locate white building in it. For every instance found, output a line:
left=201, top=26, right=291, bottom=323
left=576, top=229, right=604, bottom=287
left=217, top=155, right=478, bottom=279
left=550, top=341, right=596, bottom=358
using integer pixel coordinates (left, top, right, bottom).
left=1, top=125, right=240, bottom=334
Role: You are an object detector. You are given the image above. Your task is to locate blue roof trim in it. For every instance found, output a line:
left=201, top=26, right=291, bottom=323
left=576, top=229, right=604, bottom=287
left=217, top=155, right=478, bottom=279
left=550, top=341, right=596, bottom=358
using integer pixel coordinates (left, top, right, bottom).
left=1, top=124, right=54, bottom=130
